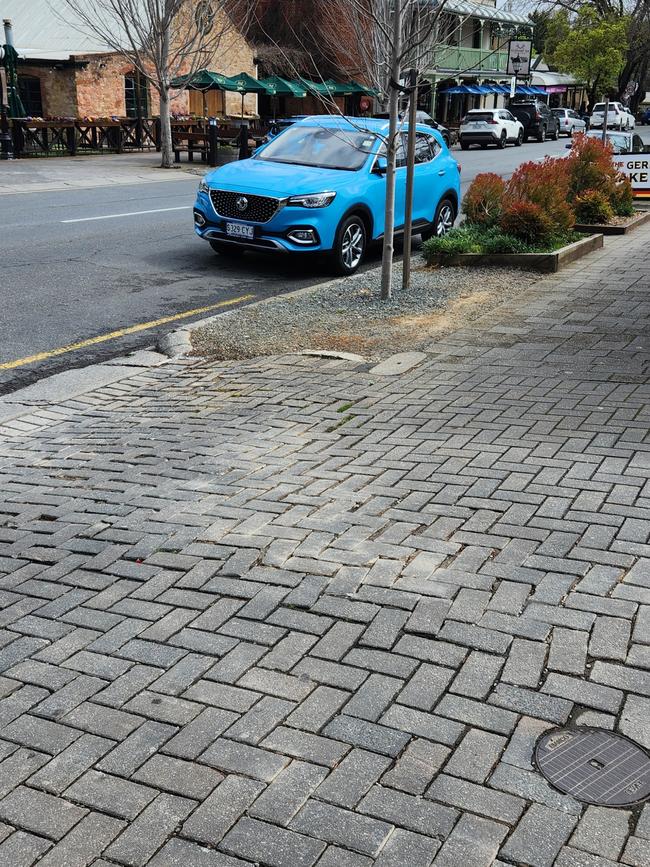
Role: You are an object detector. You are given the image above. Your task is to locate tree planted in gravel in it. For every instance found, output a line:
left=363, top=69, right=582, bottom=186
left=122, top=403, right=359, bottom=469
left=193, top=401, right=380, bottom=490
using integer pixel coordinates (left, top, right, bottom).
left=317, top=0, right=450, bottom=300
left=58, top=0, right=248, bottom=168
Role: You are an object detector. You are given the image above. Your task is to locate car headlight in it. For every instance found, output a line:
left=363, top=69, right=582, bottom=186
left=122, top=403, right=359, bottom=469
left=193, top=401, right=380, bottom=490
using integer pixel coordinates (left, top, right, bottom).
left=288, top=192, right=336, bottom=208
left=198, top=178, right=210, bottom=194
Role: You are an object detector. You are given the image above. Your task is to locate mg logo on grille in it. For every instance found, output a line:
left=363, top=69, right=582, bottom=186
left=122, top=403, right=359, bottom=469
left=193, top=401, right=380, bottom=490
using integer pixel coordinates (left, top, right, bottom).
left=236, top=196, right=248, bottom=212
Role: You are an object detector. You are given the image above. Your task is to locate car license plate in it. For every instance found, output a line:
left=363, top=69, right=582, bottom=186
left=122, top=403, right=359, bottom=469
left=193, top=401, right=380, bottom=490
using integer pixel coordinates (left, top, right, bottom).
left=226, top=222, right=254, bottom=239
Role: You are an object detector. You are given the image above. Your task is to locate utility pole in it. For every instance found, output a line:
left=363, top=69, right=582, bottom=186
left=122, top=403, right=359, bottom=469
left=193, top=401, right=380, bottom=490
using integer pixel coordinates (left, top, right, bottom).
left=402, top=67, right=418, bottom=291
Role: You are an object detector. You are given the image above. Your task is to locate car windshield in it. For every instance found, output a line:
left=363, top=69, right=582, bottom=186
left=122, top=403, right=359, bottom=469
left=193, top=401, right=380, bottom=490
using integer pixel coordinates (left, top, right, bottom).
left=552, top=109, right=566, bottom=116
left=464, top=113, right=494, bottom=122
left=593, top=104, right=618, bottom=113
left=256, top=126, right=377, bottom=170
left=587, top=131, right=631, bottom=152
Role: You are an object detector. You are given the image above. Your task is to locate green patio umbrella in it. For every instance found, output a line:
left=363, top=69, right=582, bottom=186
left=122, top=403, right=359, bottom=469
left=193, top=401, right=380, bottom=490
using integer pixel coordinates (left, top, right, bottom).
left=228, top=72, right=273, bottom=119
left=169, top=69, right=240, bottom=92
left=1, top=44, right=25, bottom=117
left=259, top=76, right=307, bottom=98
left=169, top=69, right=240, bottom=123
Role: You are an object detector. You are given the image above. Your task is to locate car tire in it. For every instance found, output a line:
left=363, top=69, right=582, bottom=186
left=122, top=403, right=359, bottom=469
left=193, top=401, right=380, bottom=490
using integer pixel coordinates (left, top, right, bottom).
left=460, top=141, right=470, bottom=150
left=422, top=197, right=456, bottom=241
left=515, top=130, right=523, bottom=146
left=330, top=214, right=366, bottom=275
left=480, top=143, right=488, bottom=149
left=550, top=125, right=559, bottom=141
left=537, top=125, right=546, bottom=143
left=497, top=130, right=507, bottom=149
left=568, top=126, right=575, bottom=137
left=209, top=240, right=245, bottom=258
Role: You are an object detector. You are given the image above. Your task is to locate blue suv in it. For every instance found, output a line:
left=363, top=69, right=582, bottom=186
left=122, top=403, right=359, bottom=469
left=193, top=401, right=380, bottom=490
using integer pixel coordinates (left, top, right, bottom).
left=193, top=115, right=461, bottom=274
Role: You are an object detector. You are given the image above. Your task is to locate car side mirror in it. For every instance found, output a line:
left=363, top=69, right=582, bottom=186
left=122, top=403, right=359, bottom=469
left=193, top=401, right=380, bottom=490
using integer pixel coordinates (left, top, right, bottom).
left=373, top=156, right=388, bottom=175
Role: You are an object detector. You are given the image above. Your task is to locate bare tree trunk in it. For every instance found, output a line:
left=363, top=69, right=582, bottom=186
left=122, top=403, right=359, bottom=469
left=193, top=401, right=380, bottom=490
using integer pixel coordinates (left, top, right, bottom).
left=159, top=88, right=173, bottom=168
left=380, top=0, right=402, bottom=301
left=159, top=21, right=172, bottom=169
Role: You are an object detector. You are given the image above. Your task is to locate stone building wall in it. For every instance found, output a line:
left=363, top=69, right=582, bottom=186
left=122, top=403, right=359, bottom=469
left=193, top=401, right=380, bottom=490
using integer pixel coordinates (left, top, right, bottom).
left=18, top=66, right=78, bottom=117
left=18, top=8, right=257, bottom=119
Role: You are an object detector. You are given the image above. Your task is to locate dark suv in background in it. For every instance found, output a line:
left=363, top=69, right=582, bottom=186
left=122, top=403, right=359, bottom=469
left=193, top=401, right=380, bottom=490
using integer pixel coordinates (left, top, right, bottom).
left=508, top=99, right=560, bottom=142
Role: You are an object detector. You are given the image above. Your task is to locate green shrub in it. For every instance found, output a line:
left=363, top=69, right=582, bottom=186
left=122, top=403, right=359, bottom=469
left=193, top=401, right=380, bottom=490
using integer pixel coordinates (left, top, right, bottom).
left=610, top=177, right=635, bottom=217
left=574, top=189, right=614, bottom=224
left=500, top=201, right=555, bottom=245
left=422, top=224, right=569, bottom=262
left=462, top=173, right=506, bottom=227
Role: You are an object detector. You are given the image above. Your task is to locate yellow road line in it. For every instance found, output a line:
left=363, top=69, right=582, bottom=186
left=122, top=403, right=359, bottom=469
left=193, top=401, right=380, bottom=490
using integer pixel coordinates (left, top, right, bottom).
left=0, top=294, right=255, bottom=370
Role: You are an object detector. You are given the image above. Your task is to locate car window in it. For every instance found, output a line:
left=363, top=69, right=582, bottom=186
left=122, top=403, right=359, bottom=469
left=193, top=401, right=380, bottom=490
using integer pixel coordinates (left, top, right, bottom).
left=395, top=135, right=407, bottom=168
left=414, top=132, right=439, bottom=163
left=257, top=125, right=377, bottom=170
left=464, top=112, right=495, bottom=122
left=633, top=135, right=644, bottom=152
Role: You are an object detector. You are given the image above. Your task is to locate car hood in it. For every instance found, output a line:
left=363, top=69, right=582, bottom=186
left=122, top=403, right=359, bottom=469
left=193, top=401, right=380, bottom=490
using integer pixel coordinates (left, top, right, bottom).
left=204, top=158, right=364, bottom=196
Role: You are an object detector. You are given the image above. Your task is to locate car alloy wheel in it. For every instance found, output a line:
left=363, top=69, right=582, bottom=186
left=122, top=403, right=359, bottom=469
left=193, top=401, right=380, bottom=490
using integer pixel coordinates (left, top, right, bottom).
left=538, top=126, right=546, bottom=143
left=341, top=222, right=364, bottom=270
left=569, top=126, right=575, bottom=137
left=515, top=130, right=523, bottom=146
left=332, top=215, right=366, bottom=275
left=498, top=130, right=507, bottom=148
left=435, top=200, right=455, bottom=236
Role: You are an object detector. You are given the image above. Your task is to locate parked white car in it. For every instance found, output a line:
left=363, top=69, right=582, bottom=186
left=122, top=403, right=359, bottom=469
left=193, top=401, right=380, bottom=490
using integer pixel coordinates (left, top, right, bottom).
left=551, top=107, right=587, bottom=137
left=589, top=102, right=636, bottom=130
left=459, top=109, right=524, bottom=150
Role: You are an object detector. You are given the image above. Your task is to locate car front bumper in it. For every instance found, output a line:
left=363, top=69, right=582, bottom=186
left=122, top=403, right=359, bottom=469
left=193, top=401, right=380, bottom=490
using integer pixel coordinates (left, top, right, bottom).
left=193, top=190, right=337, bottom=253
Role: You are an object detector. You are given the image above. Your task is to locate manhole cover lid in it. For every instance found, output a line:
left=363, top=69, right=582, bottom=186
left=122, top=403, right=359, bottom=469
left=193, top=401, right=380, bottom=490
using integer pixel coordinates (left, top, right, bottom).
left=535, top=727, right=650, bottom=807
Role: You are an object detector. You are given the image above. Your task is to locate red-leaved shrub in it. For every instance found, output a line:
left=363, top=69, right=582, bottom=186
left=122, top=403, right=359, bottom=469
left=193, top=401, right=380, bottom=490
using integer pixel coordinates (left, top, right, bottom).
left=566, top=133, right=618, bottom=202
left=462, top=173, right=506, bottom=227
left=574, top=189, right=613, bottom=225
left=500, top=201, right=555, bottom=245
left=504, top=158, right=575, bottom=234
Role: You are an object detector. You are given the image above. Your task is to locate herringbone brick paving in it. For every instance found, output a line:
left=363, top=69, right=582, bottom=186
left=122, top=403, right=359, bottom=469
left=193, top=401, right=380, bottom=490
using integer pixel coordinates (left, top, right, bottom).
left=0, top=226, right=649, bottom=865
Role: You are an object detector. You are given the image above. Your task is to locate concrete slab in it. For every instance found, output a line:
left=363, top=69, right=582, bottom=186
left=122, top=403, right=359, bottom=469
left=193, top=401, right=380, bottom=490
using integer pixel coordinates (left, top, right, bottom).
left=369, top=352, right=428, bottom=376
left=1, top=364, right=139, bottom=405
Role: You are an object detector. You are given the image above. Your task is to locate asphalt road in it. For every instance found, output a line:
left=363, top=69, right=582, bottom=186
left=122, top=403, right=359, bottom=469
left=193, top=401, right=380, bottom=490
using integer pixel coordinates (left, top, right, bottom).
left=0, top=131, right=647, bottom=395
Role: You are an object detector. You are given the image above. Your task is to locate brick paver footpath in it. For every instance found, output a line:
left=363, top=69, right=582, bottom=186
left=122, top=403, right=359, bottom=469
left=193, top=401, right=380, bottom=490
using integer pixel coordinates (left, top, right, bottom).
left=1, top=226, right=649, bottom=866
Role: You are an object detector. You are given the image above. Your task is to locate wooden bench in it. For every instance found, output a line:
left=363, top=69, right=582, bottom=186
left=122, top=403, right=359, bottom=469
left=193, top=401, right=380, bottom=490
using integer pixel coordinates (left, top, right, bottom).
left=172, top=131, right=210, bottom=162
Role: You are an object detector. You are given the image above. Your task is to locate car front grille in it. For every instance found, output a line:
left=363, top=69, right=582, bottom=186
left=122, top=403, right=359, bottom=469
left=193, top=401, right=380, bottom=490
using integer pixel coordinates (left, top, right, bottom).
left=209, top=189, right=281, bottom=223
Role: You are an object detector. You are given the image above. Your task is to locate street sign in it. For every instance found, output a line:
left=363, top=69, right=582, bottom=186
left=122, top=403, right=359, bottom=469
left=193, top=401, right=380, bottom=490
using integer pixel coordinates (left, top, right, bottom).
left=507, top=40, right=532, bottom=76
left=0, top=68, right=7, bottom=108
left=613, top=153, right=650, bottom=200
left=510, top=76, right=516, bottom=99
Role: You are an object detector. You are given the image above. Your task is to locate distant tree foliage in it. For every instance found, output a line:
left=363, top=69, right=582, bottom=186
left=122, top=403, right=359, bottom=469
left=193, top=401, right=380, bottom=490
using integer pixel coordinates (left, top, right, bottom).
left=547, top=6, right=628, bottom=106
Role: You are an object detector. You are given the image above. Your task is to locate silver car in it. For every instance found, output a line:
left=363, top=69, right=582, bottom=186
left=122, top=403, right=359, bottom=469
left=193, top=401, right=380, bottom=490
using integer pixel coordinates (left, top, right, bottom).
left=551, top=108, right=587, bottom=137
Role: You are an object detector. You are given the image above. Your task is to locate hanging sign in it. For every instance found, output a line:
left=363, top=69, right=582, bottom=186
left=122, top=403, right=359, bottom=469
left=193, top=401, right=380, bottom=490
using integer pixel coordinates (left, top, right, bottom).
left=507, top=40, right=532, bottom=76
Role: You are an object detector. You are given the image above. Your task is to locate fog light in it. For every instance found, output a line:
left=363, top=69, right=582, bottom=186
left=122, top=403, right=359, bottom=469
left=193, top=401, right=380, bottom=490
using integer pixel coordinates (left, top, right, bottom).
left=288, top=229, right=317, bottom=245
left=194, top=210, right=206, bottom=227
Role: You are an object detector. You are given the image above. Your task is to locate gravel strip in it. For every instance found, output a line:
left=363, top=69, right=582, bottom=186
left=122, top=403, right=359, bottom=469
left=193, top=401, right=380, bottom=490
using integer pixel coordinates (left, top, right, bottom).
left=191, top=260, right=540, bottom=361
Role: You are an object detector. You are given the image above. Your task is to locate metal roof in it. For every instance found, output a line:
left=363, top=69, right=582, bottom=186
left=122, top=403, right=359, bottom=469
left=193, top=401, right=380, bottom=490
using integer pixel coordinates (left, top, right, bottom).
left=445, top=1, right=531, bottom=26
left=2, top=0, right=116, bottom=58
left=532, top=71, right=578, bottom=86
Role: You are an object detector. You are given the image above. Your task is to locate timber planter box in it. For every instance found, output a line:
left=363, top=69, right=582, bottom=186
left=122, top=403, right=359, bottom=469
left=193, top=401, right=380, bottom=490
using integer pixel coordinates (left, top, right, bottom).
left=573, top=210, right=650, bottom=235
left=426, top=233, right=604, bottom=274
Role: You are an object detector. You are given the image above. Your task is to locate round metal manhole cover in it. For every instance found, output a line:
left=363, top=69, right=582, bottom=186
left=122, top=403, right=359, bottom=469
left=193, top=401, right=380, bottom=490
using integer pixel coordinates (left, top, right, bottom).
left=535, top=727, right=650, bottom=807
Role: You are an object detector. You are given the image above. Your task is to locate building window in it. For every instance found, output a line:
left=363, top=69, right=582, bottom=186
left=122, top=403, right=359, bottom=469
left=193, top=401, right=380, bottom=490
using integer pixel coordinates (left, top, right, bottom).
left=17, top=75, right=43, bottom=117
left=472, top=19, right=482, bottom=50
left=124, top=72, right=149, bottom=118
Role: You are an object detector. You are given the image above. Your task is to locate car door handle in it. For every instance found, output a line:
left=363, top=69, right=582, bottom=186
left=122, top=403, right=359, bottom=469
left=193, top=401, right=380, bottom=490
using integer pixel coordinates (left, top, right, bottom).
left=438, top=169, right=446, bottom=176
